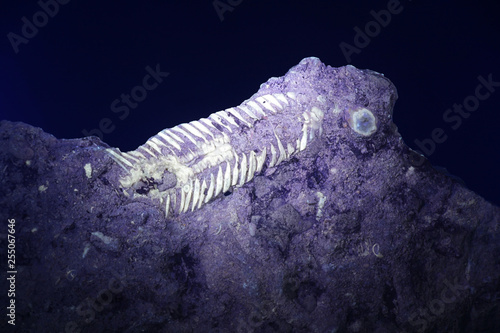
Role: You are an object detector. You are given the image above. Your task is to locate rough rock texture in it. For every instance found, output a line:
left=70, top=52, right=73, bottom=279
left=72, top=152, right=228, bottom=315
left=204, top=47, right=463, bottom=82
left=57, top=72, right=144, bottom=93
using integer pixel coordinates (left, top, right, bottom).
left=0, top=58, right=499, bottom=333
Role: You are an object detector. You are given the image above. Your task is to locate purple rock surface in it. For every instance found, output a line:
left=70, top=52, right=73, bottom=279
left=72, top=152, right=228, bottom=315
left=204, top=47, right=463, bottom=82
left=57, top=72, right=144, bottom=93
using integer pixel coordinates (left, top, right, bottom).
left=0, top=58, right=499, bottom=332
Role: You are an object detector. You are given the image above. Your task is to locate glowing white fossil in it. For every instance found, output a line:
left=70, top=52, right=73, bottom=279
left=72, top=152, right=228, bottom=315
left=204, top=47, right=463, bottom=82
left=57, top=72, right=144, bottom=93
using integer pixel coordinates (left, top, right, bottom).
left=106, top=91, right=327, bottom=218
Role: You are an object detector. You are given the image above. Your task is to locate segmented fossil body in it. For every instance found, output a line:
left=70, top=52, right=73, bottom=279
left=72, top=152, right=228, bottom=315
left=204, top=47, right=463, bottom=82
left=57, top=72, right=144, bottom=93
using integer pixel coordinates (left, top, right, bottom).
left=106, top=85, right=328, bottom=218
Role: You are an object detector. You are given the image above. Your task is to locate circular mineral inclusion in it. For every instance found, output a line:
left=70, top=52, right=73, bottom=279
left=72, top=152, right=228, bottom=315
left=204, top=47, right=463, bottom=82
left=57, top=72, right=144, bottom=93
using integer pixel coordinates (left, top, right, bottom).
left=351, top=108, right=377, bottom=136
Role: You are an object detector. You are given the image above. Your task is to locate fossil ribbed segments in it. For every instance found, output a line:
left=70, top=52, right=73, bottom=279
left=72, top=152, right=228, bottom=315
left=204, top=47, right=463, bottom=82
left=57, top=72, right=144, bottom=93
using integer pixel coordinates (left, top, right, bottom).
left=106, top=92, right=327, bottom=218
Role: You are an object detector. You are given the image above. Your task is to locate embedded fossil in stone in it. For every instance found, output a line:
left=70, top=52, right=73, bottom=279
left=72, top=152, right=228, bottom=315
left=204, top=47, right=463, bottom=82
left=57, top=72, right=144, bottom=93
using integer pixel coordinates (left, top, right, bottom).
left=106, top=94, right=326, bottom=217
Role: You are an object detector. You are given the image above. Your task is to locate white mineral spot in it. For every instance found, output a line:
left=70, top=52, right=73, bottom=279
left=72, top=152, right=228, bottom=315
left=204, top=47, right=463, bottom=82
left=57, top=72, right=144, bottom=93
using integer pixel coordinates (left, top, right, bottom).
left=91, top=231, right=113, bottom=245
left=82, top=243, right=91, bottom=258
left=315, top=192, right=326, bottom=219
left=349, top=108, right=377, bottom=136
left=84, top=163, right=92, bottom=179
left=249, top=222, right=257, bottom=237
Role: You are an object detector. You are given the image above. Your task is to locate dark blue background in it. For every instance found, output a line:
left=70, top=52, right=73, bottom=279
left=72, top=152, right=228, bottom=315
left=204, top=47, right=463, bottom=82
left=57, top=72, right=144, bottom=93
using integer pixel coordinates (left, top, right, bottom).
left=1, top=0, right=499, bottom=206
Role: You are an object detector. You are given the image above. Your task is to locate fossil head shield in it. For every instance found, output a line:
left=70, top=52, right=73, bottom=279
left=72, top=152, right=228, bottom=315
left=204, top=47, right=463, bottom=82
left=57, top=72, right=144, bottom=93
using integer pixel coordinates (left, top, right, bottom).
left=105, top=57, right=398, bottom=218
